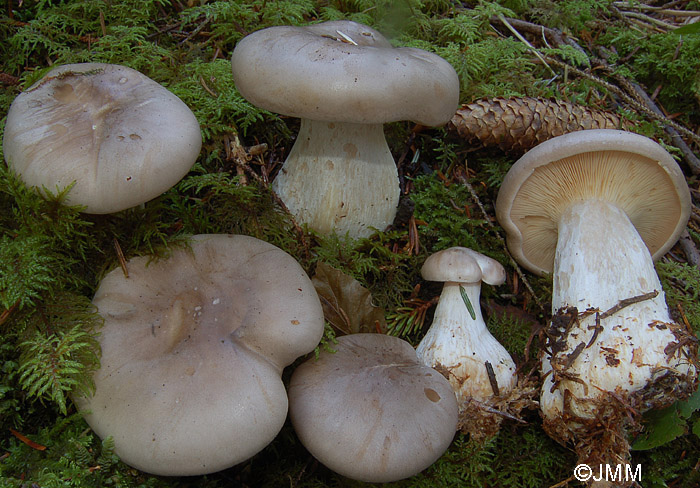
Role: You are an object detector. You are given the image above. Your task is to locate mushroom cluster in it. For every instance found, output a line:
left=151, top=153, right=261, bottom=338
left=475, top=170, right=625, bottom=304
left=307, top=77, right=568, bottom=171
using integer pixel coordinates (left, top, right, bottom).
left=496, top=129, right=698, bottom=472
left=75, top=234, right=324, bottom=476
left=4, top=63, right=202, bottom=213
left=10, top=19, right=694, bottom=487
left=231, top=20, right=460, bottom=238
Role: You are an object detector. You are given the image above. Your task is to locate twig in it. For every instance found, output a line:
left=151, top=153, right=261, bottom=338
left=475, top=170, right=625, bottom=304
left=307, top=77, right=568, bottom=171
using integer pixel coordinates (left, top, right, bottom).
left=543, top=54, right=700, bottom=174
left=489, top=14, right=700, bottom=173
left=494, top=14, right=558, bottom=78
left=98, top=10, right=106, bottom=37
left=613, top=2, right=700, bottom=16
left=621, top=77, right=700, bottom=174
left=225, top=133, right=311, bottom=258
left=9, top=428, right=47, bottom=451
left=113, top=237, right=129, bottom=278
left=618, top=10, right=676, bottom=31
left=480, top=403, right=528, bottom=423
left=199, top=75, right=218, bottom=97
left=491, top=15, right=588, bottom=57
left=454, top=165, right=547, bottom=314
left=0, top=299, right=20, bottom=327
left=178, top=17, right=210, bottom=45
left=548, top=475, right=576, bottom=488
left=485, top=361, right=500, bottom=397
left=599, top=291, right=659, bottom=320
left=0, top=73, right=20, bottom=85
left=626, top=16, right=670, bottom=34
left=678, top=228, right=700, bottom=268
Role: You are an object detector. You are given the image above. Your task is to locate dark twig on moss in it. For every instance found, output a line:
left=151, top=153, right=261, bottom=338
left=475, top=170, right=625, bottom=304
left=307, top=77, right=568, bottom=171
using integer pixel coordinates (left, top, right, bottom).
left=625, top=81, right=700, bottom=174
left=454, top=166, right=547, bottom=314
left=0, top=300, right=20, bottom=328
left=491, top=14, right=700, bottom=174
left=490, top=16, right=588, bottom=55
left=542, top=54, right=700, bottom=174
left=593, top=51, right=700, bottom=173
left=678, top=229, right=700, bottom=268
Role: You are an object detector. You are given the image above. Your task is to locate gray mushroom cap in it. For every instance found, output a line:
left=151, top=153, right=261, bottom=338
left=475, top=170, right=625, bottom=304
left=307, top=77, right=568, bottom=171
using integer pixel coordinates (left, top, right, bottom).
left=421, top=247, right=506, bottom=286
left=288, top=333, right=458, bottom=483
left=231, top=20, right=460, bottom=126
left=3, top=63, right=202, bottom=213
left=75, top=234, right=324, bottom=476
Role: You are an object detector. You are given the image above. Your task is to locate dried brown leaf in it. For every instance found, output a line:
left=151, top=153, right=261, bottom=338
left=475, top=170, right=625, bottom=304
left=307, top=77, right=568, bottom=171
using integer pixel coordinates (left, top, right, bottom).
left=311, top=262, right=387, bottom=335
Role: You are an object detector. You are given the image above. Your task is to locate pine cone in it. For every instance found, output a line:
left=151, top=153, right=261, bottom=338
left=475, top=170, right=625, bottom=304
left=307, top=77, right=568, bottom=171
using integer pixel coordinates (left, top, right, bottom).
left=449, top=97, right=630, bottom=154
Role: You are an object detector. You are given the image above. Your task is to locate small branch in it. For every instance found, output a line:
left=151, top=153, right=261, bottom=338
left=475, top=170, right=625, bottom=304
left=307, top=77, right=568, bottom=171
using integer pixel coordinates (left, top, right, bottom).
left=454, top=166, right=547, bottom=314
left=479, top=403, right=528, bottom=423
left=600, top=291, right=660, bottom=320
left=494, top=14, right=557, bottom=78
left=9, top=428, right=47, bottom=451
left=113, top=237, right=129, bottom=278
left=490, top=14, right=700, bottom=173
left=618, top=10, right=676, bottom=32
left=491, top=13, right=700, bottom=174
left=621, top=78, right=700, bottom=174
left=178, top=17, right=210, bottom=45
left=544, top=54, right=700, bottom=174
left=491, top=15, right=588, bottom=56
left=225, top=133, right=310, bottom=258
left=485, top=361, right=501, bottom=397
left=199, top=75, right=218, bottom=97
left=679, top=228, right=700, bottom=268
left=613, top=2, right=700, bottom=17
left=0, top=299, right=20, bottom=327
left=548, top=475, right=576, bottom=488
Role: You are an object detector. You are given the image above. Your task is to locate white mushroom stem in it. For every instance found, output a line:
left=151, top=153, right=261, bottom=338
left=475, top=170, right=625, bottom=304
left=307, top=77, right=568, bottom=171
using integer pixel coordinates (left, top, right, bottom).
left=271, top=118, right=399, bottom=237
left=416, top=280, right=517, bottom=406
left=541, top=199, right=696, bottom=420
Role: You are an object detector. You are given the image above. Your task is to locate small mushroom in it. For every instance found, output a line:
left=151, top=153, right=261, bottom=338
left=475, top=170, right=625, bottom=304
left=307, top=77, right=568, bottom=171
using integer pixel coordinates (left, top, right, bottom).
left=3, top=63, right=202, bottom=213
left=495, top=129, right=697, bottom=473
left=231, top=20, right=459, bottom=237
left=74, top=234, right=324, bottom=476
left=288, top=333, right=458, bottom=483
left=415, top=247, right=516, bottom=409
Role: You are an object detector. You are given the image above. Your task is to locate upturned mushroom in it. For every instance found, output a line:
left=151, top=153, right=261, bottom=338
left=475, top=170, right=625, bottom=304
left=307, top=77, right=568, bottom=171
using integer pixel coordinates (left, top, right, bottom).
left=495, top=129, right=698, bottom=475
left=288, top=333, right=458, bottom=483
left=4, top=63, right=201, bottom=213
left=415, top=247, right=517, bottom=434
left=74, top=234, right=324, bottom=476
left=231, top=20, right=459, bottom=238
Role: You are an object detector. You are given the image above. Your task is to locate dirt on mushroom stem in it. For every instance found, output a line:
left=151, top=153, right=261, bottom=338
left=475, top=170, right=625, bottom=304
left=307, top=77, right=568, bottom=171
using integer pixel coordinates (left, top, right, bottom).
left=542, top=302, right=699, bottom=487
left=454, top=374, right=539, bottom=442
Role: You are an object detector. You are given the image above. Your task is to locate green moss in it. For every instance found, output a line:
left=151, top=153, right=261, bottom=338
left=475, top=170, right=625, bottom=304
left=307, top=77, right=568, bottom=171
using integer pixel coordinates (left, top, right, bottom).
left=657, top=260, right=700, bottom=333
left=411, top=172, right=499, bottom=255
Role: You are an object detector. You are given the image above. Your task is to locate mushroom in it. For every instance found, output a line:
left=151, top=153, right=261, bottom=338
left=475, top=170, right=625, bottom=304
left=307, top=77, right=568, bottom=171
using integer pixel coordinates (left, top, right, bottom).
left=415, top=247, right=517, bottom=433
left=74, top=234, right=324, bottom=476
left=231, top=20, right=459, bottom=238
left=495, top=129, right=697, bottom=472
left=3, top=63, right=202, bottom=213
left=288, top=333, right=458, bottom=483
